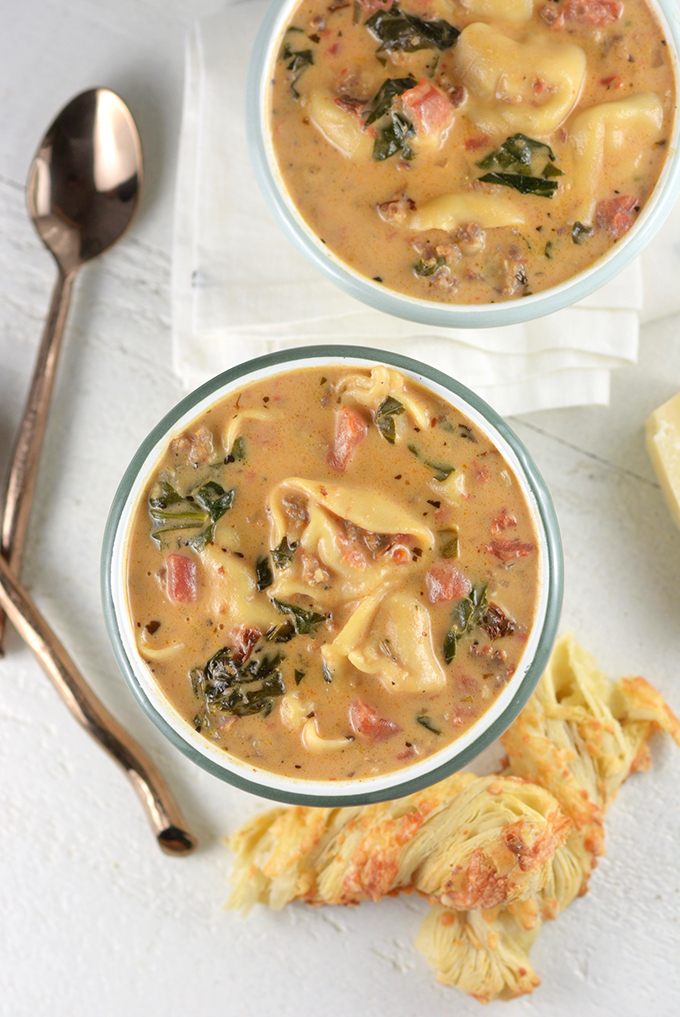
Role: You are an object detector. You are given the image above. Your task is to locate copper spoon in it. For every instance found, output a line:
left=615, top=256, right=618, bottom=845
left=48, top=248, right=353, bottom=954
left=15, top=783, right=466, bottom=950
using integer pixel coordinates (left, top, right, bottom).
left=0, top=553, right=196, bottom=855
left=0, top=88, right=143, bottom=654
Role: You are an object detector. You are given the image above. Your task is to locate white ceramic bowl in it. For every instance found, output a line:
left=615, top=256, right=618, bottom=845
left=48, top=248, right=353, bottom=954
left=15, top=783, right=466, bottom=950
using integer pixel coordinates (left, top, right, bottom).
left=102, top=347, right=563, bottom=806
left=246, top=0, right=680, bottom=329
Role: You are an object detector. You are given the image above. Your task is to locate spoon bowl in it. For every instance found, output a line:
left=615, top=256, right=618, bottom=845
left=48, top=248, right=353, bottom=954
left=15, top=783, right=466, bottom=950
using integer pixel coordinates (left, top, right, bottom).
left=27, top=88, right=142, bottom=275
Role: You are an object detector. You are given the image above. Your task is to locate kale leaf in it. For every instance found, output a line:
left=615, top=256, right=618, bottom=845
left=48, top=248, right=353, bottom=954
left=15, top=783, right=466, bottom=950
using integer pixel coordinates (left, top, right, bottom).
left=279, top=35, right=314, bottom=99
left=413, top=256, right=445, bottom=277
left=443, top=582, right=489, bottom=664
left=375, top=396, right=405, bottom=444
left=366, top=4, right=460, bottom=53
left=191, top=647, right=286, bottom=726
left=478, top=171, right=558, bottom=197
left=255, top=555, right=274, bottom=592
left=476, top=134, right=561, bottom=197
left=271, top=598, right=327, bottom=635
left=373, top=111, right=415, bottom=161
left=572, top=221, right=593, bottom=245
left=363, top=76, right=417, bottom=127
left=271, top=536, right=299, bottom=569
left=148, top=478, right=235, bottom=550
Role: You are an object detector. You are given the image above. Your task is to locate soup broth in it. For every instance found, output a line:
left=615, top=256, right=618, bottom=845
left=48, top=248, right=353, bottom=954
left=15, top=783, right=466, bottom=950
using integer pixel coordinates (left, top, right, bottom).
left=126, top=367, right=541, bottom=781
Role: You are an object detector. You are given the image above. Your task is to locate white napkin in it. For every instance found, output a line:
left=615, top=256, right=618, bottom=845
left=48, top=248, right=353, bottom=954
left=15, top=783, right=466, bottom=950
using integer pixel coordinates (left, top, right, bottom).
left=172, top=1, right=677, bottom=415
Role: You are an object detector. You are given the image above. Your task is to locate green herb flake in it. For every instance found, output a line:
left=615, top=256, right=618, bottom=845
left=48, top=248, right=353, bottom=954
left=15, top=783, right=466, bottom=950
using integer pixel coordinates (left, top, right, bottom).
left=228, top=435, right=246, bottom=462
left=439, top=528, right=459, bottom=559
left=271, top=536, right=299, bottom=569
left=571, top=221, right=593, bottom=245
left=376, top=396, right=405, bottom=444
left=414, top=255, right=445, bottom=277
left=366, top=4, right=460, bottom=54
left=443, top=582, right=489, bottom=665
left=409, top=443, right=455, bottom=481
left=255, top=555, right=274, bottom=592
left=417, top=714, right=441, bottom=735
left=271, top=598, right=327, bottom=635
left=294, top=669, right=306, bottom=686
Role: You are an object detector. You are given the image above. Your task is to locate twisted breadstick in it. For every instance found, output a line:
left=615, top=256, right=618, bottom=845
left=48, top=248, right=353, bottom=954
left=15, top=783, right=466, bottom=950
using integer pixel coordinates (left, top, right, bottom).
left=229, top=772, right=570, bottom=913
left=415, top=634, right=680, bottom=1002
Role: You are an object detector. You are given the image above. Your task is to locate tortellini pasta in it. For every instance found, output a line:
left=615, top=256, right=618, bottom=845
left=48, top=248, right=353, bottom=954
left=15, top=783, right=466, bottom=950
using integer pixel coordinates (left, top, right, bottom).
left=268, top=477, right=433, bottom=598
left=322, top=585, right=448, bottom=693
left=336, top=366, right=434, bottom=429
left=223, top=408, right=282, bottom=456
left=407, top=192, right=527, bottom=233
left=306, top=90, right=373, bottom=161
left=457, top=0, right=536, bottom=24
left=452, top=23, right=586, bottom=135
left=567, top=93, right=665, bottom=223
left=201, top=545, right=280, bottom=630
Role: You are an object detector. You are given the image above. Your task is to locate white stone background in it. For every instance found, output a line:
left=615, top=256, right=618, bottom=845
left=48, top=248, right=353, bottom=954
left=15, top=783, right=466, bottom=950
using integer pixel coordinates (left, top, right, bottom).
left=0, top=2, right=679, bottom=1015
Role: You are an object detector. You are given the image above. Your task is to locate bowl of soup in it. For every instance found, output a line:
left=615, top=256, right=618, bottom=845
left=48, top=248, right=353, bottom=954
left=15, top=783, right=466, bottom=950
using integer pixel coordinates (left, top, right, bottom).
left=102, top=347, right=563, bottom=805
left=247, top=0, right=680, bottom=327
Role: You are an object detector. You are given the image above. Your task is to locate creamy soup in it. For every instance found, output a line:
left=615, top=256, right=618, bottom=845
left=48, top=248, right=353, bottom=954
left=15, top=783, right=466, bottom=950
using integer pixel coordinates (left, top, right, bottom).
left=126, top=367, right=541, bottom=781
left=269, top=0, right=675, bottom=303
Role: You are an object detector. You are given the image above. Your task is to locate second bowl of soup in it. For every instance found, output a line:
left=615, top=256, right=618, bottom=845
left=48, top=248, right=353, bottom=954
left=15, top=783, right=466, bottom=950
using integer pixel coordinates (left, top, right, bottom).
left=102, top=348, right=562, bottom=805
left=247, top=0, right=680, bottom=327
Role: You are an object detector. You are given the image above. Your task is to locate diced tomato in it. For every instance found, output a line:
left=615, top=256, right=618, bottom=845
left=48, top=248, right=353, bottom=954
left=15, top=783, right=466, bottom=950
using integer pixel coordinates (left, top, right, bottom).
left=595, top=195, right=638, bottom=239
left=327, top=405, right=368, bottom=473
left=600, top=75, right=623, bottom=89
left=166, top=554, right=198, bottom=603
left=349, top=700, right=400, bottom=741
left=491, top=507, right=517, bottom=534
left=425, top=561, right=472, bottom=604
left=485, top=539, right=535, bottom=563
left=337, top=533, right=368, bottom=570
left=562, top=0, right=623, bottom=24
left=465, top=134, right=490, bottom=151
left=356, top=0, right=393, bottom=15
left=390, top=544, right=411, bottom=565
left=232, top=625, right=261, bottom=663
left=401, top=79, right=453, bottom=135
left=472, top=461, right=491, bottom=483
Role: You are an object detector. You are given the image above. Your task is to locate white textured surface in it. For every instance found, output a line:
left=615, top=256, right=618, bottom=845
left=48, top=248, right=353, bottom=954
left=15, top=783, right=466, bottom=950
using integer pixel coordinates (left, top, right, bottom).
left=0, top=3, right=679, bottom=1016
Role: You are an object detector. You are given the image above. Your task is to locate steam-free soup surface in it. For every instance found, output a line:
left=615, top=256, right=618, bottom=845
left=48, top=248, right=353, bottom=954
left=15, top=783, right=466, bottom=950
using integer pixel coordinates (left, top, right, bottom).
left=270, top=0, right=675, bottom=303
left=126, top=367, right=540, bottom=781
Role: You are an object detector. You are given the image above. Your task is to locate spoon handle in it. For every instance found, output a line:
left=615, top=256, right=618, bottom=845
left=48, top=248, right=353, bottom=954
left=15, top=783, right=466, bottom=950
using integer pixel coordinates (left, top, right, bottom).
left=0, top=267, right=75, bottom=656
left=0, top=552, right=197, bottom=856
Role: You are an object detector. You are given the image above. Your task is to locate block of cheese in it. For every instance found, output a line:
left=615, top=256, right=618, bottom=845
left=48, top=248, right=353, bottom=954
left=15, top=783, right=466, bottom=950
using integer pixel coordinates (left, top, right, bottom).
left=646, top=392, right=680, bottom=531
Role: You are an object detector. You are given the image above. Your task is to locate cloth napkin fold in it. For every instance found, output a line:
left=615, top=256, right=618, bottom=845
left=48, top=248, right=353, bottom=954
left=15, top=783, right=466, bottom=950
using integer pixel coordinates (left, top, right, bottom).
left=172, top=1, right=678, bottom=415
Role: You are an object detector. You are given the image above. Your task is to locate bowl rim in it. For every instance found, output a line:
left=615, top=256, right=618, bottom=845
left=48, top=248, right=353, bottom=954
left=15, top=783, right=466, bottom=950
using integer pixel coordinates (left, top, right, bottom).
left=101, top=346, right=563, bottom=806
left=245, top=0, right=680, bottom=329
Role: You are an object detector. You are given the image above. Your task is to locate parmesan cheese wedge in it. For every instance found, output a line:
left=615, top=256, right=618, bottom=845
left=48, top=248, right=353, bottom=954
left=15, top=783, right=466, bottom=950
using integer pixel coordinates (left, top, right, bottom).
left=646, top=391, right=680, bottom=530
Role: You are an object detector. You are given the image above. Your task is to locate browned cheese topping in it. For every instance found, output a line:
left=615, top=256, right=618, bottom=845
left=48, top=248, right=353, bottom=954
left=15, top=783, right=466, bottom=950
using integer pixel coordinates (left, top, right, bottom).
left=269, top=0, right=675, bottom=303
left=126, top=366, right=541, bottom=780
